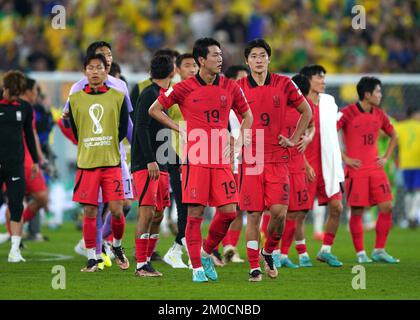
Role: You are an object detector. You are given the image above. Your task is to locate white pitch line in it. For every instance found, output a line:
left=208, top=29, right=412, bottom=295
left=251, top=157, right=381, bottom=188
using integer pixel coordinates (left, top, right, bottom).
left=26, top=252, right=74, bottom=262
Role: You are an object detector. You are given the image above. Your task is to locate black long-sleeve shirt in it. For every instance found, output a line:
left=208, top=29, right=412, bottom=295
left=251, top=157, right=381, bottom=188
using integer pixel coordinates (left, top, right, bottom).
left=0, top=98, right=39, bottom=167
left=131, top=82, right=170, bottom=173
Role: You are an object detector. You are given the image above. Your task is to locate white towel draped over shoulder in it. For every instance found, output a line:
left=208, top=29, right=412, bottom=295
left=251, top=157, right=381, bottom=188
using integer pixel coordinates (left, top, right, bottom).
left=319, top=93, right=345, bottom=197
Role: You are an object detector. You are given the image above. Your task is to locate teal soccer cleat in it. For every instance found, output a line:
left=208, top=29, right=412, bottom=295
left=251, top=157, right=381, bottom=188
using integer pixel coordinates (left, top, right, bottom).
left=316, top=251, right=343, bottom=267
left=299, top=255, right=313, bottom=267
left=356, top=253, right=373, bottom=264
left=272, top=251, right=282, bottom=269
left=371, top=250, right=400, bottom=264
left=201, top=255, right=218, bottom=281
left=192, top=269, right=209, bottom=283
left=280, top=256, right=299, bottom=269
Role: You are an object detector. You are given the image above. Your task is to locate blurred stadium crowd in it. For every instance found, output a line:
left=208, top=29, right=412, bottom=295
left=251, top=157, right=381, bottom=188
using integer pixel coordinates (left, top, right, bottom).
left=0, top=0, right=419, bottom=73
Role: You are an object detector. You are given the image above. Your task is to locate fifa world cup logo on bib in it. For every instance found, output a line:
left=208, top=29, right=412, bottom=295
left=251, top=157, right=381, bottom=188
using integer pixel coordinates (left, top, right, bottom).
left=89, top=104, right=104, bottom=134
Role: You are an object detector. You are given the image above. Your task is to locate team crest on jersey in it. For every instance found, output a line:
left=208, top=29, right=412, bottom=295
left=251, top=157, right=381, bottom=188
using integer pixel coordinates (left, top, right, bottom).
left=220, top=95, right=227, bottom=108
left=273, top=95, right=281, bottom=108
left=190, top=187, right=197, bottom=199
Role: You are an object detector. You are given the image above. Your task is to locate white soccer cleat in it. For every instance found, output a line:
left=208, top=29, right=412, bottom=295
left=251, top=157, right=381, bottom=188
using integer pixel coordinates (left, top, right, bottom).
left=8, top=249, right=26, bottom=263
left=163, top=245, right=188, bottom=269
left=74, top=239, right=87, bottom=257
left=0, top=233, right=10, bottom=245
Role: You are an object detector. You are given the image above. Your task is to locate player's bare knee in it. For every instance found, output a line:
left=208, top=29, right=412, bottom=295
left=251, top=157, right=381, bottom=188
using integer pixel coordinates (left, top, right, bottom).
left=84, top=205, right=97, bottom=217
left=378, top=201, right=393, bottom=213
left=329, top=201, right=343, bottom=216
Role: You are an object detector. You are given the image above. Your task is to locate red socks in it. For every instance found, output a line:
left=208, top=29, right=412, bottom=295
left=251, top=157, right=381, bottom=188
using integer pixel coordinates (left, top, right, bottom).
left=23, top=207, right=36, bottom=223
left=185, top=216, right=203, bottom=269
left=135, top=234, right=149, bottom=263
left=83, top=216, right=96, bottom=249
left=260, top=213, right=270, bottom=240
left=203, top=211, right=236, bottom=254
left=246, top=241, right=260, bottom=270
left=349, top=214, right=364, bottom=252
left=323, top=232, right=336, bottom=246
left=264, top=231, right=282, bottom=254
left=280, top=219, right=296, bottom=255
left=111, top=215, right=125, bottom=240
left=222, top=229, right=241, bottom=247
left=295, top=242, right=307, bottom=254
left=375, top=212, right=392, bottom=249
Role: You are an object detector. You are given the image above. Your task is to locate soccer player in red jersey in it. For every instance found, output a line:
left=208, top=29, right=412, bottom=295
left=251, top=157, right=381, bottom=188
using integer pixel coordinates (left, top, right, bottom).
left=274, top=74, right=315, bottom=268
left=68, top=54, right=129, bottom=272
left=237, top=39, right=312, bottom=281
left=337, top=76, right=399, bottom=263
left=300, top=65, right=345, bottom=267
left=149, top=37, right=253, bottom=283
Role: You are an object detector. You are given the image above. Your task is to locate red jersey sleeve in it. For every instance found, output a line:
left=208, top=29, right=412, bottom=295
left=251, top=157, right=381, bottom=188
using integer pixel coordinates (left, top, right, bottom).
left=157, top=81, right=189, bottom=109
left=287, top=78, right=305, bottom=109
left=231, top=83, right=249, bottom=115
left=379, top=109, right=394, bottom=136
left=337, top=107, right=348, bottom=130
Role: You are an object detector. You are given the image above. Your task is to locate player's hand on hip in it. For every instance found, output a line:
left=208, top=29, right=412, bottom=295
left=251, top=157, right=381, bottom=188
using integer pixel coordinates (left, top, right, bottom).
left=377, top=156, right=388, bottom=167
left=305, top=163, right=316, bottom=182
left=344, top=157, right=362, bottom=169
left=147, top=162, right=160, bottom=180
left=297, top=134, right=311, bottom=153
left=31, top=163, right=40, bottom=179
left=278, top=135, right=295, bottom=148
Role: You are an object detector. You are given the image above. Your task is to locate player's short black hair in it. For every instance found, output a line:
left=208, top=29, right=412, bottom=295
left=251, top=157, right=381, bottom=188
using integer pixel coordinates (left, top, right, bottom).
left=224, top=65, right=249, bottom=80
left=83, top=54, right=108, bottom=69
left=356, top=76, right=382, bottom=101
left=244, top=38, right=271, bottom=59
left=24, top=77, right=37, bottom=91
left=154, top=48, right=180, bottom=59
left=150, top=54, right=174, bottom=80
left=109, top=62, right=121, bottom=77
left=86, top=41, right=112, bottom=56
left=291, top=74, right=310, bottom=96
left=192, top=37, right=221, bottom=66
left=2, top=70, right=27, bottom=97
left=176, top=53, right=194, bottom=68
left=299, top=64, right=327, bottom=79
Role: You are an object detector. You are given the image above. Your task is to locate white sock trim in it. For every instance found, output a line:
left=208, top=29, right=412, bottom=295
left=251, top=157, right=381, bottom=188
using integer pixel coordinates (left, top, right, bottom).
left=246, top=240, right=259, bottom=250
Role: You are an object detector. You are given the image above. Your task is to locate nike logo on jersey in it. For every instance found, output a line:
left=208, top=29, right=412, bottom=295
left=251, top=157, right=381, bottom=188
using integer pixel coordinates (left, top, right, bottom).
left=0, top=112, right=4, bottom=116
left=12, top=177, right=21, bottom=181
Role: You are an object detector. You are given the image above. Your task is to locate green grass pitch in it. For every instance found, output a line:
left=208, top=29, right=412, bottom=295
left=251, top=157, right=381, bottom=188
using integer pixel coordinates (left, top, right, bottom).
left=0, top=222, right=419, bottom=300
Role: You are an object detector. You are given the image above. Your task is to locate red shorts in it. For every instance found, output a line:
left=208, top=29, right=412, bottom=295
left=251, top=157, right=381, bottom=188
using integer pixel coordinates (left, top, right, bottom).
left=307, top=172, right=342, bottom=208
left=133, top=170, right=170, bottom=212
left=345, top=168, right=392, bottom=207
left=288, top=172, right=311, bottom=211
left=24, top=165, right=47, bottom=194
left=73, top=167, right=125, bottom=206
left=181, top=165, right=238, bottom=207
left=239, top=163, right=290, bottom=212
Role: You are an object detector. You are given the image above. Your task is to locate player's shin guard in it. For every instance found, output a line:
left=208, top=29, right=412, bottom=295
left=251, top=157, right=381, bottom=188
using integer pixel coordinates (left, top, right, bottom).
left=375, top=212, right=392, bottom=249
left=280, top=219, right=296, bottom=255
left=83, top=216, right=97, bottom=249
left=264, top=232, right=282, bottom=254
left=349, top=214, right=364, bottom=252
left=22, top=207, right=36, bottom=223
left=203, top=211, right=236, bottom=254
left=146, top=234, right=159, bottom=261
left=185, top=216, right=203, bottom=268
left=247, top=240, right=260, bottom=270
left=111, top=214, right=125, bottom=241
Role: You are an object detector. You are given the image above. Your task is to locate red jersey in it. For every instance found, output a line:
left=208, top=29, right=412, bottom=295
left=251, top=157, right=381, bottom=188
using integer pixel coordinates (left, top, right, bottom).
left=304, top=99, right=322, bottom=172
left=237, top=73, right=305, bottom=164
left=337, top=102, right=394, bottom=174
left=158, top=73, right=249, bottom=168
left=281, top=99, right=313, bottom=173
